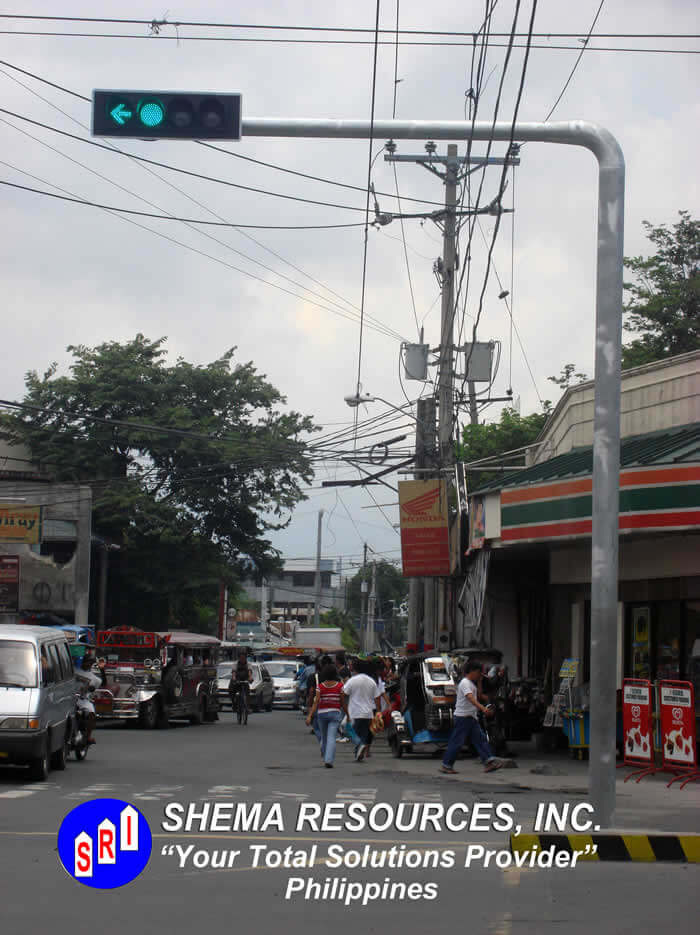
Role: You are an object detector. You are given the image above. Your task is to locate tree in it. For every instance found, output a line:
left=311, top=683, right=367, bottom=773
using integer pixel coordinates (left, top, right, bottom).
left=0, top=335, right=315, bottom=629
left=547, top=363, right=589, bottom=391
left=458, top=406, right=550, bottom=492
left=621, top=211, right=699, bottom=368
left=320, top=608, right=359, bottom=652
left=345, top=560, right=409, bottom=620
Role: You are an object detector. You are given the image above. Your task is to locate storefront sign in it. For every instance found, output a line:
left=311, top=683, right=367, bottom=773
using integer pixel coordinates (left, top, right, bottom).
left=559, top=658, right=579, bottom=679
left=622, top=678, right=653, bottom=764
left=0, top=505, right=42, bottom=544
left=659, top=680, right=697, bottom=768
left=0, top=555, right=19, bottom=612
left=398, top=480, right=450, bottom=577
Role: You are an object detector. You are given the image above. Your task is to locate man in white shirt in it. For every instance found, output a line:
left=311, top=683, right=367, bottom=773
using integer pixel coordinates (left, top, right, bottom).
left=440, top=660, right=501, bottom=774
left=342, top=660, right=382, bottom=761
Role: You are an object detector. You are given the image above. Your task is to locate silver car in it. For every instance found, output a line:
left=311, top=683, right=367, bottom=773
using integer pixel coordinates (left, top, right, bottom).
left=266, top=661, right=302, bottom=708
left=0, top=625, right=77, bottom=780
left=216, top=662, right=274, bottom=712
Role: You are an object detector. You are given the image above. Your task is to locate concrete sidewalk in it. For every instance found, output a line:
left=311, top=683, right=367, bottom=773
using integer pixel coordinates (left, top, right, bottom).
left=361, top=735, right=700, bottom=833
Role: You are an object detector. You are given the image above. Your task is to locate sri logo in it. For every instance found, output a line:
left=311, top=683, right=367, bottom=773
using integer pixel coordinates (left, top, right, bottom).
left=57, top=798, right=152, bottom=888
left=672, top=707, right=683, bottom=721
left=631, top=705, right=641, bottom=719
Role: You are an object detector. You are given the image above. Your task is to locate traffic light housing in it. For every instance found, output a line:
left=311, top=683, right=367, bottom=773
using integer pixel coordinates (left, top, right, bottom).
left=91, top=90, right=242, bottom=140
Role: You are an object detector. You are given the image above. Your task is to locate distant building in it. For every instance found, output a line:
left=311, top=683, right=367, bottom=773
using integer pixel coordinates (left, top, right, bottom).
left=241, top=558, right=348, bottom=628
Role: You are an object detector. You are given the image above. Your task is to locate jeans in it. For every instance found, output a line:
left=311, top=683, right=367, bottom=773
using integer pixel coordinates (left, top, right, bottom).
left=442, top=716, right=493, bottom=767
left=352, top=718, right=372, bottom=754
left=311, top=712, right=322, bottom=744
left=318, top=710, right=343, bottom=764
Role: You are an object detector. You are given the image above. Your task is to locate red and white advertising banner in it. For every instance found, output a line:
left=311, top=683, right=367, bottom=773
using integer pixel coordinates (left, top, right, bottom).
left=621, top=678, right=653, bottom=765
left=659, top=680, right=697, bottom=769
left=398, top=479, right=450, bottom=577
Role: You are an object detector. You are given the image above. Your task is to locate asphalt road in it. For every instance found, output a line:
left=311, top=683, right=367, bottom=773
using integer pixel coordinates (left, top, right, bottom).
left=1, top=708, right=698, bottom=933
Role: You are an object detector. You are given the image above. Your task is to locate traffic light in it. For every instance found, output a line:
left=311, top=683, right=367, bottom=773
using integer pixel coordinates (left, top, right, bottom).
left=91, top=90, right=242, bottom=140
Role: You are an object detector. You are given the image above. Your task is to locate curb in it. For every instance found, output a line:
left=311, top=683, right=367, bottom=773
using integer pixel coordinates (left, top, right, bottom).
left=510, top=832, right=700, bottom=863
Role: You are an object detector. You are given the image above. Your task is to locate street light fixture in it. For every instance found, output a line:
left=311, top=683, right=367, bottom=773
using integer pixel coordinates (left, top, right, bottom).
left=343, top=393, right=420, bottom=423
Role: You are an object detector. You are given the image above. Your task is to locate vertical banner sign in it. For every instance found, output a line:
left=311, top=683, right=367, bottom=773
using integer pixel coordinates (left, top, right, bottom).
left=469, top=496, right=486, bottom=551
left=659, top=680, right=697, bottom=769
left=622, top=678, right=653, bottom=764
left=0, top=555, right=20, bottom=612
left=398, top=480, right=450, bottom=577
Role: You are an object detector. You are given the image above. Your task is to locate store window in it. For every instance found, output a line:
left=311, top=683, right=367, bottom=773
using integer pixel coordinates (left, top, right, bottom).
left=656, top=602, right=681, bottom=680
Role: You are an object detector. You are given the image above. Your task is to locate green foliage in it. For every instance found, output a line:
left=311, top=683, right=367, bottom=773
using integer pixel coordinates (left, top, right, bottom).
left=345, top=560, right=408, bottom=617
left=458, top=406, right=550, bottom=492
left=547, top=363, right=589, bottom=390
left=320, top=608, right=359, bottom=652
left=0, top=335, right=316, bottom=630
left=621, top=211, right=699, bottom=368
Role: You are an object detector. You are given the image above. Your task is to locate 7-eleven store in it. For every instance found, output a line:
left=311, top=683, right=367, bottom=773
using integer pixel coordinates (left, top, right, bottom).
left=461, top=351, right=700, bottom=706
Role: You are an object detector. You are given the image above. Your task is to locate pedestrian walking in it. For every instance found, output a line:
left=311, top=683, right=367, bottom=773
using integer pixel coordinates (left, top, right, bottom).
left=342, top=660, right=382, bottom=761
left=363, top=658, right=390, bottom=759
left=306, top=664, right=347, bottom=768
left=440, top=660, right=503, bottom=774
left=306, top=657, right=323, bottom=744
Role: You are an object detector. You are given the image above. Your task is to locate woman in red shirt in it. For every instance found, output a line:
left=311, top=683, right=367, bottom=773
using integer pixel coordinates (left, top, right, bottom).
left=306, top=664, right=347, bottom=768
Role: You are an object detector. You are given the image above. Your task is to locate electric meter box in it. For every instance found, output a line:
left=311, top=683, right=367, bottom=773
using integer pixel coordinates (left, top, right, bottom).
left=464, top=342, right=494, bottom=383
left=404, top=343, right=429, bottom=381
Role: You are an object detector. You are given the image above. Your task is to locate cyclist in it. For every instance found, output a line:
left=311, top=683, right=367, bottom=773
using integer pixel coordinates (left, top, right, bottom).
left=229, top=652, right=253, bottom=721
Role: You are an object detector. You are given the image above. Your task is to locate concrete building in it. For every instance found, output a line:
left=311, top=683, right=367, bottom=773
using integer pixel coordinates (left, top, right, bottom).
left=241, top=558, right=348, bottom=626
left=0, top=478, right=92, bottom=630
left=459, top=350, right=700, bottom=698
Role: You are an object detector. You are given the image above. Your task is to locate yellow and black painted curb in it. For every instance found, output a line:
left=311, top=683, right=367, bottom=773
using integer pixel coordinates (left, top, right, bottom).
left=510, top=833, right=700, bottom=863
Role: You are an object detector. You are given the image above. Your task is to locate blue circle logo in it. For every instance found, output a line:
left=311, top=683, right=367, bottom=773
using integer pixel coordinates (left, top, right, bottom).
left=57, top=799, right=152, bottom=888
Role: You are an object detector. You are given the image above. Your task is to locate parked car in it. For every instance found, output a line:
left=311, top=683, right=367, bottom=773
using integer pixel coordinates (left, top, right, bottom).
left=0, top=624, right=78, bottom=780
left=216, top=661, right=274, bottom=712
left=266, top=660, right=302, bottom=708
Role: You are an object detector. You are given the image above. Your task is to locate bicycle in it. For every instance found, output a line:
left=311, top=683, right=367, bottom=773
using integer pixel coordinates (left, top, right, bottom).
left=235, top=682, right=249, bottom=726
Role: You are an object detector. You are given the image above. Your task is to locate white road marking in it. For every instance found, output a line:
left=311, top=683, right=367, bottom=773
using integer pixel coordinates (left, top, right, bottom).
left=336, top=788, right=377, bottom=803
left=0, top=789, right=34, bottom=798
left=207, top=785, right=250, bottom=796
left=401, top=789, right=442, bottom=803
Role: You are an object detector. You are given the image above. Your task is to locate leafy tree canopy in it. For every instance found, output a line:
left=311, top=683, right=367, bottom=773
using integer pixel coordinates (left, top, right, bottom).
left=0, top=335, right=316, bottom=628
left=320, top=608, right=359, bottom=652
left=458, top=406, right=550, bottom=492
left=622, top=211, right=698, bottom=368
left=345, top=560, right=409, bottom=618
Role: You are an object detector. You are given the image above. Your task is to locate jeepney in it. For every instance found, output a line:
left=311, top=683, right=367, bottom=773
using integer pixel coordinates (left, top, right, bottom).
left=93, top=626, right=220, bottom=728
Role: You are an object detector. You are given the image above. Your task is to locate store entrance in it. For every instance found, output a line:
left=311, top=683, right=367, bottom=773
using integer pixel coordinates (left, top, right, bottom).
left=624, top=600, right=700, bottom=683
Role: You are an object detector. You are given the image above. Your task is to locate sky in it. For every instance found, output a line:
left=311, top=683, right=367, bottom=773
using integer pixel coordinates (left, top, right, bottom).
left=0, top=1, right=698, bottom=574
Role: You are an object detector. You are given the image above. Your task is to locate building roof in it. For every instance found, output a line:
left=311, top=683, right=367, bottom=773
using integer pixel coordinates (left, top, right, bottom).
left=474, top=424, right=700, bottom=494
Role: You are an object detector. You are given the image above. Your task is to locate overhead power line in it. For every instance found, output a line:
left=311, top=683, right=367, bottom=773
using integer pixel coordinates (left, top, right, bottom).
left=0, top=15, right=694, bottom=41
left=0, top=59, right=402, bottom=338
left=0, top=177, right=366, bottom=230
left=543, top=0, right=605, bottom=121
left=0, top=30, right=695, bottom=53
left=0, top=107, right=369, bottom=213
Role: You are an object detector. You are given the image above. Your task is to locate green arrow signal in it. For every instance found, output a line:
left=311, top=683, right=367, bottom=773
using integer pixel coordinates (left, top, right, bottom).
left=110, top=103, right=132, bottom=125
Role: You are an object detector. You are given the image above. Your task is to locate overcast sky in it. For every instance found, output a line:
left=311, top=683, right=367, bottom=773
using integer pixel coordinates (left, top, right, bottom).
left=0, top=1, right=698, bottom=573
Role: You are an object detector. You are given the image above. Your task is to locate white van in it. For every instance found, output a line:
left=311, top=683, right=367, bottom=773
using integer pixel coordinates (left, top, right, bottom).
left=0, top=624, right=77, bottom=780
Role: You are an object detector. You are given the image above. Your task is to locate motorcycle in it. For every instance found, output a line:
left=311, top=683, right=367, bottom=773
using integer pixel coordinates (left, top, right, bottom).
left=71, top=668, right=101, bottom=761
